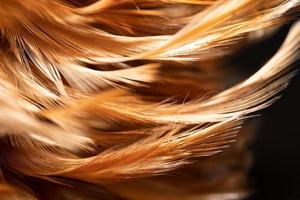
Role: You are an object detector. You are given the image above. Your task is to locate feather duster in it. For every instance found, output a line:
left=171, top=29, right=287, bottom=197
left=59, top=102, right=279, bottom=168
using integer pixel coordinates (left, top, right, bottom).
left=0, top=0, right=299, bottom=199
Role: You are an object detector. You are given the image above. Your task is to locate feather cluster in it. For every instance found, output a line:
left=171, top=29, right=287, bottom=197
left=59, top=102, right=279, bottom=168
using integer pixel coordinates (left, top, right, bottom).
left=0, top=0, right=299, bottom=199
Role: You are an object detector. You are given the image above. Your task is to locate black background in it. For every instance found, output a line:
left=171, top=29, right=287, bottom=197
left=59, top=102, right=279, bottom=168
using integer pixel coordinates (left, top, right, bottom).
left=234, top=23, right=300, bottom=200
left=249, top=66, right=300, bottom=200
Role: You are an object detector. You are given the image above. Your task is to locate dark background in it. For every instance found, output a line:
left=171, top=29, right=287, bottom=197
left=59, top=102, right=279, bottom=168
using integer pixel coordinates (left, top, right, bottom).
left=249, top=66, right=300, bottom=200
left=234, top=23, right=300, bottom=200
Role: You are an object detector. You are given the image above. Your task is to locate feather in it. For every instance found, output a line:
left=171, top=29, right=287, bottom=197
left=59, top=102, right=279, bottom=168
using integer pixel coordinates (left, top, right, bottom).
left=0, top=0, right=299, bottom=199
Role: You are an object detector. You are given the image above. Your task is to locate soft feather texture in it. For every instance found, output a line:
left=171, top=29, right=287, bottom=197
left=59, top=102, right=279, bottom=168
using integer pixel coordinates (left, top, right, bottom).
left=0, top=0, right=299, bottom=199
